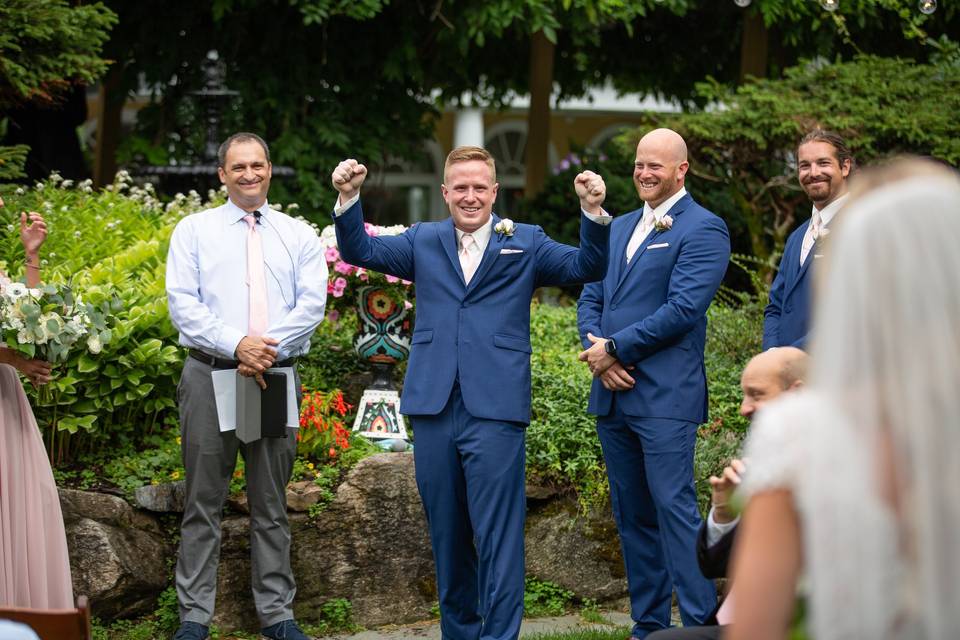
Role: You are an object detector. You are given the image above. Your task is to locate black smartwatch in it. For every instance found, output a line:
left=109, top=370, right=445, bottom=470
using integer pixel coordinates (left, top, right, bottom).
left=604, top=338, right=618, bottom=358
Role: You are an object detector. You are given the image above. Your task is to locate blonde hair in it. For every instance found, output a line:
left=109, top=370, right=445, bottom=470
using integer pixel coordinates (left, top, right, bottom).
left=444, top=146, right=497, bottom=183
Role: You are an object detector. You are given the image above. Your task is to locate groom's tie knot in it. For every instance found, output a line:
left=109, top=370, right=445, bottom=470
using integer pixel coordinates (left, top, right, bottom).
left=460, top=233, right=480, bottom=284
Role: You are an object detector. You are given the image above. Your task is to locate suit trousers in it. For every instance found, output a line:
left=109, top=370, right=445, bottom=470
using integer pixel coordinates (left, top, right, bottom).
left=411, top=384, right=526, bottom=640
left=175, top=357, right=299, bottom=627
left=597, top=397, right=716, bottom=639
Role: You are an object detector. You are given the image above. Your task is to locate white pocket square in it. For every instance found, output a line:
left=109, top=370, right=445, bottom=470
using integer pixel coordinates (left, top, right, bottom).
left=500, top=248, right=524, bottom=254
left=647, top=242, right=670, bottom=249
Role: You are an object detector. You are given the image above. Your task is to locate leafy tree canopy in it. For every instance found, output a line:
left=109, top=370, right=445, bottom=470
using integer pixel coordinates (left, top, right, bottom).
left=0, top=0, right=116, bottom=179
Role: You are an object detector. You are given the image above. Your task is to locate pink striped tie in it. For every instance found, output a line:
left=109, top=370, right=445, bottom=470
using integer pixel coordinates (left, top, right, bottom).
left=244, top=214, right=268, bottom=336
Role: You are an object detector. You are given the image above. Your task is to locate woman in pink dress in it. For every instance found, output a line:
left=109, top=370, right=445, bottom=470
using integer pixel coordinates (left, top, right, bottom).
left=0, top=197, right=73, bottom=609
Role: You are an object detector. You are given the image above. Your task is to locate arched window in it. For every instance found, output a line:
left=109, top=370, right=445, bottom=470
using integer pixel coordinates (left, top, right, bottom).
left=484, top=121, right=557, bottom=216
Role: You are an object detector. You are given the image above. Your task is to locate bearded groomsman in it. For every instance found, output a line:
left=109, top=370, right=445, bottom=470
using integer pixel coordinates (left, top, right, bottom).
left=578, top=128, right=730, bottom=639
left=763, top=129, right=853, bottom=349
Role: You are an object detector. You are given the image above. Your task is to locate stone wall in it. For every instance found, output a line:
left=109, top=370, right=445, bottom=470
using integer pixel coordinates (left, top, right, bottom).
left=63, top=452, right=627, bottom=632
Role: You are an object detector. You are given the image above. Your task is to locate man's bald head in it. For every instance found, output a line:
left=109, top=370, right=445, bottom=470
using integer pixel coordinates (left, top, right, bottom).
left=638, top=128, right=688, bottom=164
left=633, top=128, right=690, bottom=208
left=739, top=347, right=808, bottom=421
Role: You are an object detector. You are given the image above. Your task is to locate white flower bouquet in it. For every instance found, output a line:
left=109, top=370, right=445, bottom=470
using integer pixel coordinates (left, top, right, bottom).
left=0, top=281, right=116, bottom=364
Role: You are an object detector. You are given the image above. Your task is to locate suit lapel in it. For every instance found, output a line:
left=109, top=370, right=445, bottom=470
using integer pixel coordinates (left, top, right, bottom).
left=467, top=215, right=505, bottom=293
left=786, top=220, right=814, bottom=298
left=612, top=195, right=692, bottom=300
left=437, top=218, right=465, bottom=284
left=611, top=210, right=641, bottom=285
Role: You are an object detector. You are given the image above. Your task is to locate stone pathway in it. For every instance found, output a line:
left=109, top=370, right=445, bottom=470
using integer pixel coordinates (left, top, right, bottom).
left=326, top=610, right=634, bottom=640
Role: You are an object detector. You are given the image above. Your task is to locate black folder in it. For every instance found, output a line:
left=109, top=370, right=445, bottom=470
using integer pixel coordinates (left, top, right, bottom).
left=260, top=372, right=288, bottom=438
left=236, top=371, right=289, bottom=442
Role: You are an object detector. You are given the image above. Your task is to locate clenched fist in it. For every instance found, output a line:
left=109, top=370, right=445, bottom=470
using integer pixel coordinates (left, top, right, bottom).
left=574, top=170, right=606, bottom=215
left=331, top=159, right=368, bottom=203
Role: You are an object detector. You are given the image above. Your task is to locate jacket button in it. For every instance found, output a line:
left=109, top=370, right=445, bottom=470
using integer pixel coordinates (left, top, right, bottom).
left=610, top=303, right=618, bottom=310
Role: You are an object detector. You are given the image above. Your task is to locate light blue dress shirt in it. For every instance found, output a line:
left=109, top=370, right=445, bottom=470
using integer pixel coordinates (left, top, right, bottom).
left=166, top=199, right=328, bottom=360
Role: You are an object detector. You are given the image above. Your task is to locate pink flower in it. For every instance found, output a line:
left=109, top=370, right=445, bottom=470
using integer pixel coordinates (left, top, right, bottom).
left=364, top=222, right=379, bottom=237
left=401, top=279, right=412, bottom=287
left=334, top=260, right=355, bottom=275
left=357, top=268, right=369, bottom=282
left=325, top=246, right=340, bottom=262
left=403, top=300, right=413, bottom=310
left=332, top=277, right=347, bottom=297
left=328, top=309, right=340, bottom=323
left=385, top=275, right=400, bottom=284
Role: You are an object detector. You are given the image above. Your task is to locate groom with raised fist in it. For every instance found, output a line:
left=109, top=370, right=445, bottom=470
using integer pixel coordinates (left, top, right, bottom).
left=331, top=146, right=610, bottom=640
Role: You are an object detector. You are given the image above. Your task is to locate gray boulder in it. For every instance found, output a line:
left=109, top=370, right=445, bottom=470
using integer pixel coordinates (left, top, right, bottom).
left=59, top=489, right=173, bottom=619
left=211, top=452, right=436, bottom=631
left=525, top=501, right=628, bottom=602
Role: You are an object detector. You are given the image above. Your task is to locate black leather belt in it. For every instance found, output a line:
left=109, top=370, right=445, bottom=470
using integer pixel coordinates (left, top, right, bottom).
left=189, top=349, right=297, bottom=369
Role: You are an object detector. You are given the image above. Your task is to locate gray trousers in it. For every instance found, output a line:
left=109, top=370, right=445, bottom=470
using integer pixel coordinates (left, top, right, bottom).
left=175, top=357, right=299, bottom=627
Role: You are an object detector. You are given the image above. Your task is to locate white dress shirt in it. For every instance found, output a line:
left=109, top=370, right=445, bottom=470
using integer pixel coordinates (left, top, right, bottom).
left=799, top=193, right=848, bottom=266
left=626, top=187, right=688, bottom=262
left=706, top=507, right=740, bottom=547
left=166, top=199, right=329, bottom=360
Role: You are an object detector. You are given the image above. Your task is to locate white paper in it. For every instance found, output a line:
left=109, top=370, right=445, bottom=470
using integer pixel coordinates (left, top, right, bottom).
left=212, top=367, right=298, bottom=433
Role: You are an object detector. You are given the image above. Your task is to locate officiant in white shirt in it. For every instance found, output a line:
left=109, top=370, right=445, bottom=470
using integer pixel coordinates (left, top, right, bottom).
left=165, top=132, right=327, bottom=640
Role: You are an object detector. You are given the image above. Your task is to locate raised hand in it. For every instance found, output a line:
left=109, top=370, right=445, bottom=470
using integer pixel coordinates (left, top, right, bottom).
left=709, top=458, right=747, bottom=523
left=331, top=159, right=368, bottom=203
left=20, top=211, right=47, bottom=256
left=574, top=170, right=606, bottom=215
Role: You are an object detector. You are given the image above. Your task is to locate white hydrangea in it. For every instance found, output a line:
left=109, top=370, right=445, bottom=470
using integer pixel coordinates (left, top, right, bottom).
left=87, top=333, right=102, bottom=354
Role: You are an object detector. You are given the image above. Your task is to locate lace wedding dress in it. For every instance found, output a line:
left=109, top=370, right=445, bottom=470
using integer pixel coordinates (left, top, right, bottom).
left=743, top=392, right=909, bottom=639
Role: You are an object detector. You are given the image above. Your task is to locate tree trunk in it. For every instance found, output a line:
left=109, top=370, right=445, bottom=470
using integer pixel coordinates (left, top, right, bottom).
left=94, top=65, right=124, bottom=187
left=525, top=30, right=555, bottom=198
left=738, top=11, right=769, bottom=83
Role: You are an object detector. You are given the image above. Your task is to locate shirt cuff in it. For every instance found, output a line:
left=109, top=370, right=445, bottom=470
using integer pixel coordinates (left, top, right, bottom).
left=334, top=193, right=360, bottom=216
left=217, top=326, right=247, bottom=360
left=582, top=208, right=612, bottom=225
left=706, top=507, right=740, bottom=547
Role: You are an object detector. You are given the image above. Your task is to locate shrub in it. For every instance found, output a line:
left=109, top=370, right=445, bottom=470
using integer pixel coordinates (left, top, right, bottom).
left=0, top=174, right=195, bottom=461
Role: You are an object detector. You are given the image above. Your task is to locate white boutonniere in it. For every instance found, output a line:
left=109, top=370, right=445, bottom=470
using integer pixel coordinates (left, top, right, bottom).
left=495, top=218, right=515, bottom=238
left=654, top=215, right=673, bottom=232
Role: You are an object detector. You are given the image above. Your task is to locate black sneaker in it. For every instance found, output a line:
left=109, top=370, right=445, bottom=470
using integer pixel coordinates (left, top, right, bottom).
left=261, top=619, right=310, bottom=640
left=172, top=621, right=209, bottom=640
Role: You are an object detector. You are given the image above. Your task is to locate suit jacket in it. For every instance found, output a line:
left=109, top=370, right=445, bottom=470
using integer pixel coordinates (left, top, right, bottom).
left=763, top=219, right=824, bottom=350
left=334, top=201, right=609, bottom=424
left=697, top=519, right=738, bottom=626
left=577, top=194, right=730, bottom=423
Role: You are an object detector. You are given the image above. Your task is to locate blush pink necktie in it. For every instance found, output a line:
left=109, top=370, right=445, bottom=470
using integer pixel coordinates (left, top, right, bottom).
left=244, top=214, right=268, bottom=336
left=460, top=233, right=480, bottom=284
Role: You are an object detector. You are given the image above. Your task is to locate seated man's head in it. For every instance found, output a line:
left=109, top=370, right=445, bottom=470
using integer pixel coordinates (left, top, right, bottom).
left=739, top=347, right=808, bottom=421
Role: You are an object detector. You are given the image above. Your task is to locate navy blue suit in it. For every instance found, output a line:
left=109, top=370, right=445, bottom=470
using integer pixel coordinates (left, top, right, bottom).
left=577, top=193, right=729, bottom=638
left=335, top=200, right=609, bottom=640
left=763, top=219, right=823, bottom=349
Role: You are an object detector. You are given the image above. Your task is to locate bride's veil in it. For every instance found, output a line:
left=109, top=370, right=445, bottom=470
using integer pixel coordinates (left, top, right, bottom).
left=806, top=164, right=960, bottom=637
